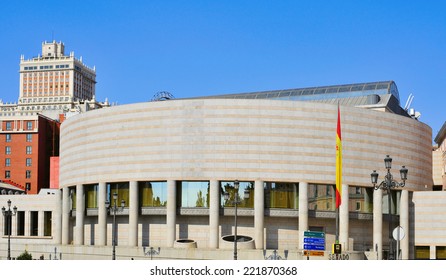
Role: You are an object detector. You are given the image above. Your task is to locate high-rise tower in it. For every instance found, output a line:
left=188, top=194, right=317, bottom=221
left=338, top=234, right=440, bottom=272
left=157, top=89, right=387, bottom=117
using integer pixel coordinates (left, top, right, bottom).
left=16, top=41, right=104, bottom=119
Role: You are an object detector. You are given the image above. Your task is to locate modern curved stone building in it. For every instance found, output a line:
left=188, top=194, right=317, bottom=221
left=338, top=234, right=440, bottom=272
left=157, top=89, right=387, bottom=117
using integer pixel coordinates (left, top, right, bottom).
left=58, top=81, right=432, bottom=259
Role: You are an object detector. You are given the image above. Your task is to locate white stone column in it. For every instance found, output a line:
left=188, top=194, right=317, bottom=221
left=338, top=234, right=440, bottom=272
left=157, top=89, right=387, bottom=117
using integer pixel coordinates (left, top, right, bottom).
left=24, top=211, right=30, bottom=236
left=373, top=188, right=383, bottom=260
left=430, top=245, right=436, bottom=260
left=166, top=180, right=176, bottom=247
left=75, top=184, right=85, bottom=245
left=129, top=181, right=139, bottom=247
left=339, top=184, right=349, bottom=250
left=400, top=190, right=409, bottom=260
left=38, top=210, right=44, bottom=237
left=62, top=188, right=70, bottom=244
left=298, top=182, right=309, bottom=250
left=54, top=190, right=62, bottom=244
left=97, top=182, right=107, bottom=246
left=209, top=180, right=220, bottom=249
left=254, top=180, right=264, bottom=249
left=11, top=211, right=17, bottom=235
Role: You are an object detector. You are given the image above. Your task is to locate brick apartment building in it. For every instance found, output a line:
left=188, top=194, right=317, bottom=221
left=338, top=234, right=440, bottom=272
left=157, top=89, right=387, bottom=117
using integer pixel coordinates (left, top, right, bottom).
left=0, top=115, right=59, bottom=194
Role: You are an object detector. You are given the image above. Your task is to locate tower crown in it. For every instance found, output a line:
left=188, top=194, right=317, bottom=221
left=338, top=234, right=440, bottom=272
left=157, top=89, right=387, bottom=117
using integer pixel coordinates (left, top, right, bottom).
left=42, top=41, right=65, bottom=58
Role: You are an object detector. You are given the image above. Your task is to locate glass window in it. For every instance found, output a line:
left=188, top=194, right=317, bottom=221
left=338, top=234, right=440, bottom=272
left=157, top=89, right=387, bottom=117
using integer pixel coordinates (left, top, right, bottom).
left=308, top=184, right=335, bottom=211
left=17, top=211, right=25, bottom=236
left=26, top=158, right=32, bottom=166
left=436, top=246, right=446, bottom=260
left=26, top=146, right=32, bottom=154
left=30, top=211, right=38, bottom=236
left=70, top=187, right=76, bottom=210
left=139, top=181, right=167, bottom=207
left=349, top=186, right=373, bottom=213
left=5, top=121, right=12, bottom=131
left=107, top=182, right=129, bottom=207
left=26, top=121, right=33, bottom=130
left=85, top=184, right=98, bottom=208
left=5, top=158, right=10, bottom=167
left=5, top=134, right=11, bottom=142
left=264, top=182, right=299, bottom=209
left=5, top=146, right=11, bottom=154
left=221, top=181, right=254, bottom=208
left=3, top=214, right=12, bottom=235
left=26, top=134, right=32, bottom=142
left=177, top=181, right=210, bottom=208
left=44, top=211, right=52, bottom=236
left=26, top=170, right=31, bottom=179
left=5, top=170, right=10, bottom=178
left=415, top=246, right=430, bottom=260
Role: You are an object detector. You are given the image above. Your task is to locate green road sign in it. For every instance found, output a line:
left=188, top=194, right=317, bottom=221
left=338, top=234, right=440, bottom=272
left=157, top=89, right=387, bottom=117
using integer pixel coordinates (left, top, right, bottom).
left=304, top=231, right=325, bottom=238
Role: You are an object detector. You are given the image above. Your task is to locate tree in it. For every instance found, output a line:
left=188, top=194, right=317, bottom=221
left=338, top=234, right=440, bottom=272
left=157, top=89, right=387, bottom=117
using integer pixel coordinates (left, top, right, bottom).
left=196, top=190, right=205, bottom=207
left=17, top=250, right=33, bottom=260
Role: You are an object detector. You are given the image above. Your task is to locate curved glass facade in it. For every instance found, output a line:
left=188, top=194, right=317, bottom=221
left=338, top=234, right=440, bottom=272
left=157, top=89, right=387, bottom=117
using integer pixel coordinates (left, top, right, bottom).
left=220, top=181, right=254, bottom=208
left=107, top=182, right=129, bottom=207
left=139, top=181, right=167, bottom=207
left=264, top=182, right=299, bottom=209
left=177, top=181, right=210, bottom=208
left=85, top=184, right=99, bottom=208
left=308, top=184, right=335, bottom=211
left=308, top=184, right=374, bottom=213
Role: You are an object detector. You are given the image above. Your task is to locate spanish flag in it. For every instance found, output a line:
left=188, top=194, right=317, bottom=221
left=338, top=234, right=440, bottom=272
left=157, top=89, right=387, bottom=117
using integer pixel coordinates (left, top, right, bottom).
left=336, top=104, right=342, bottom=208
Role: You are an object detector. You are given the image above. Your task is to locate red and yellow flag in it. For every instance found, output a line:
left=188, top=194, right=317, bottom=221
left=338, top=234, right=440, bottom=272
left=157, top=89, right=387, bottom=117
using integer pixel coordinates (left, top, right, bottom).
left=336, top=104, right=342, bottom=208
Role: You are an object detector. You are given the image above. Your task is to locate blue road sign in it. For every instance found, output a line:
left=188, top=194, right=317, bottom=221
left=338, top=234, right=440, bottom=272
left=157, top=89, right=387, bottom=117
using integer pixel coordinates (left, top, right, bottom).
left=304, top=244, right=325, bottom=251
left=303, top=231, right=326, bottom=251
left=303, top=237, right=325, bottom=244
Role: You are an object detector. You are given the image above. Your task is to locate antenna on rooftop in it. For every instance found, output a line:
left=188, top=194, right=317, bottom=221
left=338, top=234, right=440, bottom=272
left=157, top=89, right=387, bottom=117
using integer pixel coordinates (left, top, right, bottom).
left=404, top=93, right=421, bottom=120
left=404, top=93, right=414, bottom=111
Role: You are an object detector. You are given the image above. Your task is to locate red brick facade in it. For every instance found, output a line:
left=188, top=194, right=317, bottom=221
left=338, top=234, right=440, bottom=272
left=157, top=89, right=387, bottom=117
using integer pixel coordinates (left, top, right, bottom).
left=0, top=115, right=59, bottom=194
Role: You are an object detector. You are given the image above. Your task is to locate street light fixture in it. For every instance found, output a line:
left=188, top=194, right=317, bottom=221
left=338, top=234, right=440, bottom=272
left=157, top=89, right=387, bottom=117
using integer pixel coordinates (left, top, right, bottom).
left=223, top=180, right=250, bottom=260
left=371, top=155, right=408, bottom=260
left=105, top=193, right=125, bottom=260
left=2, top=199, right=18, bottom=260
left=143, top=246, right=161, bottom=260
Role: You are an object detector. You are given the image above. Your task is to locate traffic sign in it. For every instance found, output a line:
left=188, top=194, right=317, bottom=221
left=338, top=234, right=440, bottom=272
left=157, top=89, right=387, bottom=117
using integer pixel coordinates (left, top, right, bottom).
left=392, top=226, right=405, bottom=241
left=304, top=231, right=325, bottom=238
left=304, top=244, right=325, bottom=250
left=303, top=237, right=325, bottom=244
left=303, top=231, right=326, bottom=252
left=305, top=250, right=325, bottom=257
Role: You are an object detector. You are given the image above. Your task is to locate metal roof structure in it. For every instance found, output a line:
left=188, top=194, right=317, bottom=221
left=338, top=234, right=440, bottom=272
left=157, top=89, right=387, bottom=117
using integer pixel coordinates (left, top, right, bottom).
left=182, top=81, right=410, bottom=117
left=195, top=80, right=400, bottom=102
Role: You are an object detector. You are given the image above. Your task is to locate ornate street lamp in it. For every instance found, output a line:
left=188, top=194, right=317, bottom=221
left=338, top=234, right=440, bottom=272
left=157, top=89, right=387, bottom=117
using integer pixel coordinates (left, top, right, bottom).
left=2, top=199, right=18, bottom=260
left=105, top=193, right=125, bottom=260
left=143, top=246, right=161, bottom=260
left=223, top=180, right=250, bottom=260
left=371, top=155, right=408, bottom=260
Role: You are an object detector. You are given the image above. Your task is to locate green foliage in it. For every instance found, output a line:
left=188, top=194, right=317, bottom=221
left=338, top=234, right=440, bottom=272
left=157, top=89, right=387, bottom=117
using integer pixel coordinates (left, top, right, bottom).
left=196, top=190, right=205, bottom=207
left=16, top=250, right=33, bottom=260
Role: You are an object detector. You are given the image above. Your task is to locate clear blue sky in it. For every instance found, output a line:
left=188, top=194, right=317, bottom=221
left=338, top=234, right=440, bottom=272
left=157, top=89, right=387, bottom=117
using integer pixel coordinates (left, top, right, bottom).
left=1, top=0, right=445, bottom=141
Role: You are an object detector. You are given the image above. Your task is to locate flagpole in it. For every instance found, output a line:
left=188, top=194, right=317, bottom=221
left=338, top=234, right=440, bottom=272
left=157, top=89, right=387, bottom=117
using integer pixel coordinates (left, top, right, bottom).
left=335, top=103, right=342, bottom=251
left=336, top=207, right=339, bottom=243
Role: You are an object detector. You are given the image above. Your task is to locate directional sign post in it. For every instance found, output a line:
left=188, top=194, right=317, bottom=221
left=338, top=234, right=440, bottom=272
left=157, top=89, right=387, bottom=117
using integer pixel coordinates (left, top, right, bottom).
left=303, top=231, right=325, bottom=260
